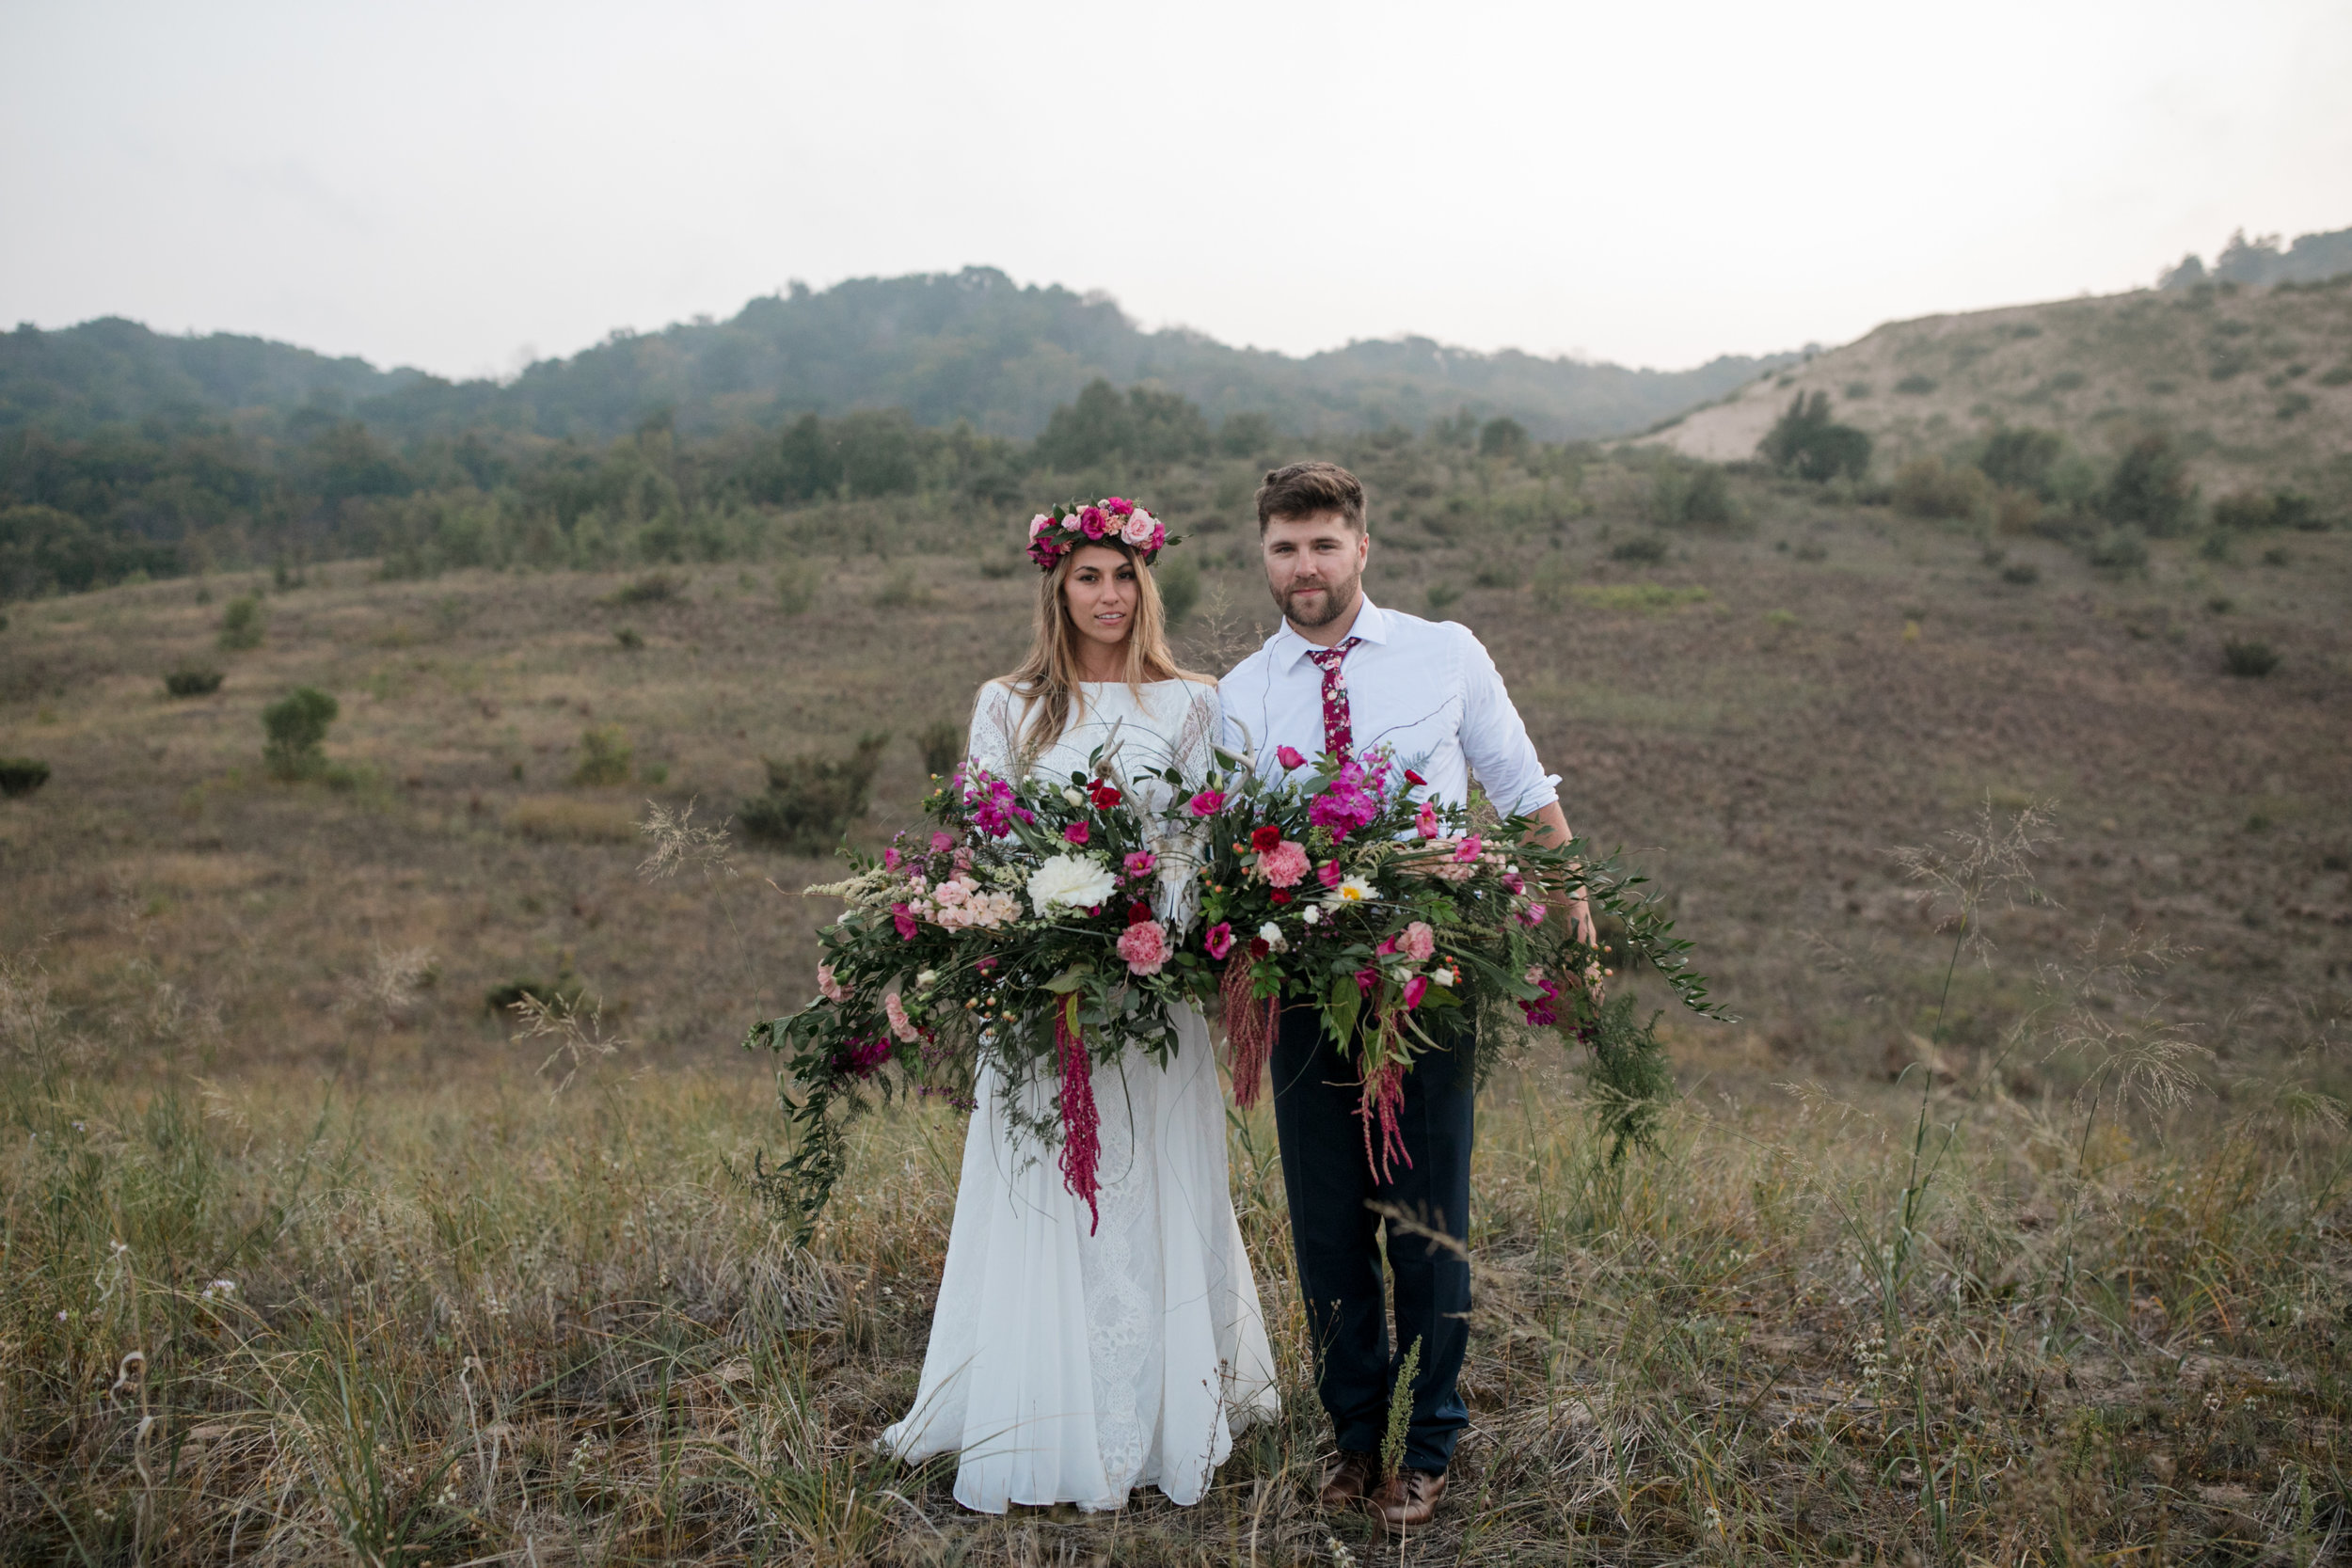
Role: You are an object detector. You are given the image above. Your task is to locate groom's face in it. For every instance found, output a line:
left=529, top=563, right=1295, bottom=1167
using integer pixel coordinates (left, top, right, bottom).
left=1261, top=512, right=1369, bottom=631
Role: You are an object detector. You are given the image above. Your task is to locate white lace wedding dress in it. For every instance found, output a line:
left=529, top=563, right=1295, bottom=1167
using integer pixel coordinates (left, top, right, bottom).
left=878, top=677, right=1279, bottom=1513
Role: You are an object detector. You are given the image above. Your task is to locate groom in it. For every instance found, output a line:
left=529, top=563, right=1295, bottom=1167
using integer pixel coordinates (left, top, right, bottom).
left=1220, top=461, right=1586, bottom=1528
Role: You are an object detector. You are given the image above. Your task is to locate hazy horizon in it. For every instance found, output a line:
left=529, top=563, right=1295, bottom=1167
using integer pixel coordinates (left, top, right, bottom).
left=6, top=0, right=2349, bottom=383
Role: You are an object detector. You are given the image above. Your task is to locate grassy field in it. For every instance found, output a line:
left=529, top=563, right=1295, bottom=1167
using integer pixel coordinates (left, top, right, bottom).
left=2, top=453, right=2349, bottom=1562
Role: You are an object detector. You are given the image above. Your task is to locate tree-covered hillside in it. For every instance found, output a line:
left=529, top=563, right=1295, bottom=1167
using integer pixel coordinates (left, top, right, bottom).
left=3, top=269, right=1793, bottom=445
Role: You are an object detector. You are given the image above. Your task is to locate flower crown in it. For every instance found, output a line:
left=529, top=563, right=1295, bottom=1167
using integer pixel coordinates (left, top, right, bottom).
left=1025, top=497, right=1179, bottom=572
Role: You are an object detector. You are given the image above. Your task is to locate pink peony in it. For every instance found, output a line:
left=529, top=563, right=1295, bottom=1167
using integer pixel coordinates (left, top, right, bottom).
left=1123, top=849, right=1157, bottom=878
left=1187, top=788, right=1225, bottom=816
left=817, top=962, right=851, bottom=1003
left=1416, top=800, right=1439, bottom=839
left=1063, top=821, right=1089, bottom=846
left=883, top=990, right=921, bottom=1043
left=1403, top=974, right=1429, bottom=1010
left=1203, top=921, right=1234, bottom=958
left=1276, top=745, right=1307, bottom=770
left=1402, top=921, right=1436, bottom=963
left=1257, top=838, right=1311, bottom=888
left=1117, top=919, right=1170, bottom=975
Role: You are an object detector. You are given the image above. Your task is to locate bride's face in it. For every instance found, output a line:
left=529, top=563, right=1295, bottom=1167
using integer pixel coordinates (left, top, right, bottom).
left=1062, top=545, right=1139, bottom=653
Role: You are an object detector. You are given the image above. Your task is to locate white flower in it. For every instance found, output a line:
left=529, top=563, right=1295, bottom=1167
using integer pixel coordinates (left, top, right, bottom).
left=915, top=969, right=938, bottom=991
left=1430, top=966, right=1456, bottom=988
left=1330, top=875, right=1376, bottom=903
left=1257, top=921, right=1288, bottom=954
left=1027, top=853, right=1117, bottom=914
left=1062, top=785, right=1086, bottom=807
left=1301, top=905, right=1322, bottom=926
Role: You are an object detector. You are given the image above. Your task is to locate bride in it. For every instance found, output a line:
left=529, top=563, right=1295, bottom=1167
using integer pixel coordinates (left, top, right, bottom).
left=879, top=507, right=1279, bottom=1513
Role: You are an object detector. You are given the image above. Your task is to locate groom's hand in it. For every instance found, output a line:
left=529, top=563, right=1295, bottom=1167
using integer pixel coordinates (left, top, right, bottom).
left=1526, top=801, right=1598, bottom=946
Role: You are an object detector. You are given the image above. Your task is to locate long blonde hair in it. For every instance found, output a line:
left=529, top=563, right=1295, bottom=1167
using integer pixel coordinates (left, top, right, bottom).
left=997, top=539, right=1206, bottom=763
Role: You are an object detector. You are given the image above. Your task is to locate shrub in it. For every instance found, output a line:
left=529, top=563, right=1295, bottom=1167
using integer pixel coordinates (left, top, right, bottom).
left=0, top=758, right=50, bottom=798
left=775, top=560, right=818, bottom=614
left=1156, top=554, right=1201, bottom=624
left=216, top=595, right=263, bottom=652
left=164, top=665, right=225, bottom=697
left=1894, top=374, right=1938, bottom=395
left=2273, top=492, right=2321, bottom=531
left=1217, top=411, right=1280, bottom=459
left=2198, top=532, right=2234, bottom=562
left=484, top=974, right=584, bottom=1014
left=1532, top=556, right=1571, bottom=610
left=1979, top=426, right=2065, bottom=497
left=508, top=796, right=635, bottom=841
left=2277, top=392, right=2312, bottom=420
left=2262, top=546, right=2291, bottom=567
left=2319, top=364, right=2352, bottom=387
left=1757, top=394, right=1871, bottom=482
left=605, top=571, right=684, bottom=606
left=1478, top=417, right=1531, bottom=461
left=871, top=566, right=927, bottom=609
left=1891, top=457, right=1992, bottom=521
left=2212, top=490, right=2277, bottom=531
left=2001, top=562, right=2041, bottom=584
left=1609, top=534, right=1670, bottom=564
left=571, top=726, right=633, bottom=786
left=2102, top=436, right=2195, bottom=536
left=2223, top=640, right=2280, bottom=677
left=1424, top=582, right=1461, bottom=613
left=613, top=627, right=644, bottom=650
left=261, top=687, right=339, bottom=780
left=740, top=732, right=891, bottom=853
left=917, top=721, right=962, bottom=781
left=2086, top=529, right=2149, bottom=574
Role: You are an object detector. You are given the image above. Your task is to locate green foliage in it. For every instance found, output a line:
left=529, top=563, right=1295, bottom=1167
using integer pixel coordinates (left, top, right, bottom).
left=1380, top=1334, right=1424, bottom=1481
left=1424, top=581, right=1461, bottom=613
left=484, top=973, right=584, bottom=1013
left=871, top=566, right=927, bottom=609
left=1894, top=373, right=1938, bottom=395
left=1216, top=411, right=1279, bottom=458
left=1478, top=416, right=1531, bottom=460
left=217, top=594, right=264, bottom=651
left=571, top=726, right=633, bottom=786
left=1156, top=554, right=1201, bottom=625
left=1977, top=426, right=2065, bottom=497
left=740, top=732, right=890, bottom=853
left=164, top=664, right=224, bottom=697
left=1, top=503, right=180, bottom=600
left=1892, top=457, right=1992, bottom=522
left=1609, top=533, right=1670, bottom=564
left=0, top=757, right=50, bottom=798
left=1581, top=993, right=1677, bottom=1166
left=917, top=721, right=962, bottom=781
left=1647, top=462, right=1735, bottom=525
left=2102, top=436, right=2195, bottom=536
left=612, top=626, right=644, bottom=650
left=2086, top=529, right=2149, bottom=574
left=261, top=686, right=338, bottom=779
left=604, top=571, right=684, bottom=606
left=774, top=559, right=818, bottom=615
left=1758, top=392, right=1871, bottom=482
left=2223, top=639, right=2280, bottom=677
left=1035, top=379, right=1213, bottom=470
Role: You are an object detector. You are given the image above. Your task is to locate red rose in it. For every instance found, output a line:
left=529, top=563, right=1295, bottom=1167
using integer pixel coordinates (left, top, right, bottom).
left=1089, top=782, right=1122, bottom=809
left=1127, top=900, right=1154, bottom=926
left=1250, top=825, right=1282, bottom=852
left=1248, top=937, right=1271, bottom=959
left=1271, top=890, right=1293, bottom=905
left=1405, top=768, right=1428, bottom=786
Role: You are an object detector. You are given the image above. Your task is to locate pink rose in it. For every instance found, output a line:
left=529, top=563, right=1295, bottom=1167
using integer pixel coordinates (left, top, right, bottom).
left=1123, top=849, right=1157, bottom=878
left=1063, top=821, right=1089, bottom=846
left=1403, top=974, right=1429, bottom=1010
left=930, top=830, right=953, bottom=853
left=1276, top=746, right=1307, bottom=770
left=1318, top=860, right=1343, bottom=889
left=1117, top=919, right=1170, bottom=975
left=1103, top=496, right=1135, bottom=517
left=891, top=903, right=917, bottom=941
left=883, top=990, right=921, bottom=1043
left=1203, top=921, right=1234, bottom=958
left=1416, top=801, right=1439, bottom=839
left=1187, top=788, right=1225, bottom=816
left=1355, top=966, right=1379, bottom=994
left=1402, top=921, right=1436, bottom=963
left=1028, top=514, right=1054, bottom=538
left=1257, top=839, right=1311, bottom=888
left=817, top=962, right=851, bottom=1003
left=1079, top=505, right=1109, bottom=540
left=1120, top=511, right=1155, bottom=547
left=1060, top=511, right=1083, bottom=532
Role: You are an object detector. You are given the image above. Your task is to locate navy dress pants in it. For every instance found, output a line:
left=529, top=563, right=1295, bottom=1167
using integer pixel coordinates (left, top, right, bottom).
left=1269, top=1005, right=1474, bottom=1474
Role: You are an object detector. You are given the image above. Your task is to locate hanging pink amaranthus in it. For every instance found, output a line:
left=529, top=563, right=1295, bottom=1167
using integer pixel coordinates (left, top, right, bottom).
left=1359, top=1058, right=1412, bottom=1184
left=1221, top=955, right=1279, bottom=1108
left=1055, top=991, right=1103, bottom=1233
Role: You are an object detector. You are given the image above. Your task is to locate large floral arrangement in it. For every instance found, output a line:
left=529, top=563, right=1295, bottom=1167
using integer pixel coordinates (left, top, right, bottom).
left=1025, top=497, right=1177, bottom=571
left=1176, top=742, right=1719, bottom=1178
left=744, top=745, right=1216, bottom=1238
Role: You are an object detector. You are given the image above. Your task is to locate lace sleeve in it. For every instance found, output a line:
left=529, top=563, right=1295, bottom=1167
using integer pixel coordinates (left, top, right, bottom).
left=965, top=681, right=1022, bottom=782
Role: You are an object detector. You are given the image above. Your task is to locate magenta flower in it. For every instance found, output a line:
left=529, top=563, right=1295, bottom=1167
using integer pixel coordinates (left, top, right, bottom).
left=1517, top=902, right=1548, bottom=927
left=1520, top=974, right=1562, bottom=1027
left=1257, top=839, right=1311, bottom=888
left=1416, top=800, right=1439, bottom=839
left=891, top=903, right=917, bottom=941
left=1103, top=496, right=1135, bottom=517
left=930, top=830, right=954, bottom=853
left=1402, top=921, right=1436, bottom=963
left=835, top=1034, right=892, bottom=1079
left=1204, top=921, right=1234, bottom=959
left=1117, top=919, right=1170, bottom=975
left=1453, top=835, right=1483, bottom=863
left=1354, top=966, right=1379, bottom=994
left=883, top=847, right=901, bottom=871
left=1318, top=860, right=1344, bottom=889
left=1123, top=849, right=1157, bottom=878
left=1403, top=974, right=1429, bottom=1010
left=1276, top=746, right=1307, bottom=770
left=1079, top=505, right=1109, bottom=539
left=1187, top=788, right=1225, bottom=816
left=1063, top=821, right=1089, bottom=846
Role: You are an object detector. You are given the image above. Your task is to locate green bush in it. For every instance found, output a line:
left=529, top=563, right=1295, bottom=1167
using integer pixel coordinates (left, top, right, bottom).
left=1894, top=374, right=1937, bottom=395
left=917, top=721, right=962, bottom=781
left=2222, top=640, right=2280, bottom=678
left=2086, top=529, right=2149, bottom=574
left=1978, top=426, right=2065, bottom=497
left=2001, top=562, right=2041, bottom=585
left=1424, top=582, right=1461, bottom=613
left=216, top=595, right=263, bottom=652
left=2277, top=392, right=2312, bottom=420
left=605, top=571, right=684, bottom=607
left=871, top=565, right=927, bottom=609
left=2102, top=436, right=2195, bottom=536
left=1757, top=394, right=1871, bottom=482
left=1156, top=554, right=1201, bottom=625
left=2318, top=364, right=2352, bottom=387
left=261, top=687, right=338, bottom=779
left=1610, top=534, right=1670, bottom=564
left=775, top=559, right=818, bottom=614
left=164, top=665, right=225, bottom=697
left=613, top=627, right=644, bottom=650
left=1891, top=457, right=1992, bottom=521
left=0, top=758, right=50, bottom=798
left=484, top=974, right=584, bottom=1014
left=739, top=732, right=890, bottom=853
left=2212, top=490, right=2277, bottom=531
left=1217, top=411, right=1279, bottom=459
left=1478, top=417, right=1531, bottom=461
left=571, top=726, right=633, bottom=786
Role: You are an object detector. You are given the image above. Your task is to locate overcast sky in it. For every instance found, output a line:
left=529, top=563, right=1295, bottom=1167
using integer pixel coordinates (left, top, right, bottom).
left=6, top=0, right=2348, bottom=382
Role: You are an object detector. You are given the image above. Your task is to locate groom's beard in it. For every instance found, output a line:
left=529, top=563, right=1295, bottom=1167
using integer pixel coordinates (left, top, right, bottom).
left=1278, top=566, right=1362, bottom=630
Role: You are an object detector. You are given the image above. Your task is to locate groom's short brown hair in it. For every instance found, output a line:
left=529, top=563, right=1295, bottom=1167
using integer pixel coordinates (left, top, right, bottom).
left=1256, top=461, right=1366, bottom=532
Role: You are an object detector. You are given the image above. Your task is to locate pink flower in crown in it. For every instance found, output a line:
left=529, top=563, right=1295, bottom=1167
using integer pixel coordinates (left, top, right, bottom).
left=1186, top=788, right=1224, bottom=816
left=1060, top=511, right=1084, bottom=532
left=1257, top=838, right=1311, bottom=887
left=1103, top=497, right=1136, bottom=517
left=1120, top=511, right=1155, bottom=547
left=1078, top=505, right=1109, bottom=540
left=1028, top=514, right=1055, bottom=539
left=1147, top=521, right=1166, bottom=551
left=1203, top=921, right=1234, bottom=959
left=1117, top=919, right=1170, bottom=975
left=1402, top=921, right=1436, bottom=963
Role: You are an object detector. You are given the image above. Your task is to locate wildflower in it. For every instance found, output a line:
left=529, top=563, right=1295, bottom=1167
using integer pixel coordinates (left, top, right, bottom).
left=1302, top=905, right=1322, bottom=925
left=1117, top=919, right=1170, bottom=975
left=1454, top=835, right=1482, bottom=862
left=883, top=847, right=901, bottom=871
left=1401, top=921, right=1436, bottom=962
left=1276, top=746, right=1307, bottom=770
left=834, top=1034, right=891, bottom=1078
left=1257, top=839, right=1311, bottom=887
left=1404, top=768, right=1427, bottom=786
left=1103, top=496, right=1135, bottom=517
left=1063, top=821, right=1090, bottom=846
left=1517, top=901, right=1548, bottom=927
left=1123, top=849, right=1157, bottom=878
left=817, top=962, right=852, bottom=1003
left=1204, top=922, right=1234, bottom=958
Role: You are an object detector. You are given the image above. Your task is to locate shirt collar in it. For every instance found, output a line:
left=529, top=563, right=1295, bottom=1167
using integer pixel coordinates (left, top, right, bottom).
left=1266, top=594, right=1391, bottom=670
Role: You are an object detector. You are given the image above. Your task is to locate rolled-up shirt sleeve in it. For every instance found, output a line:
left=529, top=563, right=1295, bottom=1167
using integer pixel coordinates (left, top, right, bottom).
left=1455, top=626, right=1560, bottom=816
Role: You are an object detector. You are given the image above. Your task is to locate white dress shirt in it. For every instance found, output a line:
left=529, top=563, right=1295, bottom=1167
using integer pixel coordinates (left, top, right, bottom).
left=1218, top=595, right=1560, bottom=816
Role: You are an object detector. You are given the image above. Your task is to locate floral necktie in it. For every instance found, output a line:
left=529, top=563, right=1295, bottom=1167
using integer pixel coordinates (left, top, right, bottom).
left=1304, top=636, right=1363, bottom=763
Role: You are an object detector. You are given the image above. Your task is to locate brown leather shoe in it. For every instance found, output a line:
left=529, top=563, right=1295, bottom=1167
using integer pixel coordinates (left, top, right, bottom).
left=1316, top=1449, right=1379, bottom=1509
left=1372, top=1466, right=1448, bottom=1528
